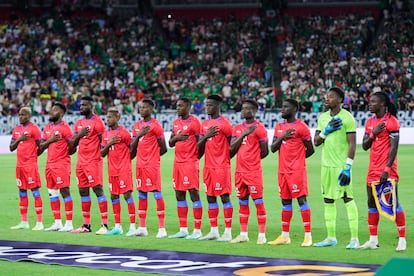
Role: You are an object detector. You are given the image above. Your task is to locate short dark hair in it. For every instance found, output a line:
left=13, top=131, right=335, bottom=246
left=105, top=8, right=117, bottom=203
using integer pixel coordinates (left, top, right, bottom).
left=207, top=94, right=223, bottom=102
left=329, top=87, right=344, bottom=102
left=142, top=99, right=155, bottom=107
left=242, top=99, right=258, bottom=110
left=178, top=97, right=191, bottom=105
left=81, top=96, right=93, bottom=102
left=284, top=98, right=299, bottom=110
left=53, top=102, right=67, bottom=113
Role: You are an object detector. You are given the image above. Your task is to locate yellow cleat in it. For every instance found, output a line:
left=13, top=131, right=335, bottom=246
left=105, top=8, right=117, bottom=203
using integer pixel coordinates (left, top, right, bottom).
left=301, top=237, right=313, bottom=247
left=268, top=235, right=291, bottom=245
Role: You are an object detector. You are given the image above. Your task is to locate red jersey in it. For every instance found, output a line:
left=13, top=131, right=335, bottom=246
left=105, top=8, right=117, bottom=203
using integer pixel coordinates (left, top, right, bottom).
left=232, top=120, right=268, bottom=173
left=132, top=118, right=164, bottom=168
left=102, top=125, right=132, bottom=176
left=11, top=122, right=41, bottom=167
left=365, top=113, right=399, bottom=182
left=42, top=121, right=73, bottom=168
left=201, top=116, right=232, bottom=168
left=171, top=115, right=200, bottom=163
left=74, top=114, right=105, bottom=165
left=273, top=119, right=311, bottom=174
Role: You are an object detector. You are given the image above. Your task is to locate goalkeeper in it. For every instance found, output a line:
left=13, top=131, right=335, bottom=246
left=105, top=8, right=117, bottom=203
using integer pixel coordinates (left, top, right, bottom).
left=313, top=87, right=359, bottom=249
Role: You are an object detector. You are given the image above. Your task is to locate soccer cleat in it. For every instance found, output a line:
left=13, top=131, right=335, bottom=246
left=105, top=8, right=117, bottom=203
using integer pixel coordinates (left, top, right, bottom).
left=96, top=225, right=109, bottom=235
left=105, top=228, right=123, bottom=236
left=169, top=230, right=189, bottom=239
left=346, top=238, right=360, bottom=249
left=71, top=224, right=92, bottom=233
left=10, top=222, right=30, bottom=230
left=396, top=238, right=406, bottom=252
left=44, top=222, right=63, bottom=232
left=32, top=222, right=44, bottom=231
left=230, top=235, right=249, bottom=244
left=358, top=240, right=379, bottom=250
left=301, top=237, right=313, bottom=247
left=268, top=235, right=291, bottom=245
left=156, top=228, right=167, bottom=238
left=186, top=231, right=202, bottom=240
left=199, top=231, right=220, bottom=241
left=257, top=235, right=267, bottom=245
left=217, top=232, right=232, bottom=242
left=135, top=227, right=148, bottom=236
left=58, top=224, right=74, bottom=232
left=313, top=238, right=338, bottom=247
left=126, top=228, right=137, bottom=237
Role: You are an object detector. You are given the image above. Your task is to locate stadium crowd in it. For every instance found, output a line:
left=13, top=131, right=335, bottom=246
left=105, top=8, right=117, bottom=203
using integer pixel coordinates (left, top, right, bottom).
left=0, top=3, right=413, bottom=118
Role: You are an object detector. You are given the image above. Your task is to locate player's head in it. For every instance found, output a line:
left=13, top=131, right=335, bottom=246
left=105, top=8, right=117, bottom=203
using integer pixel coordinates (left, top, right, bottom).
left=241, top=99, right=258, bottom=120
left=281, top=99, right=299, bottom=120
left=205, top=94, right=222, bottom=116
left=80, top=96, right=93, bottom=117
left=49, top=102, right=66, bottom=123
left=369, top=91, right=397, bottom=116
left=176, top=97, right=191, bottom=118
left=139, top=99, right=155, bottom=119
left=326, top=87, right=344, bottom=109
left=106, top=108, right=120, bottom=128
left=18, top=107, right=31, bottom=125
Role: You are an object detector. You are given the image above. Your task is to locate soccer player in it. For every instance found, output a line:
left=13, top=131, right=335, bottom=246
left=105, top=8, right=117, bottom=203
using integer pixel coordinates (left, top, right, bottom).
left=229, top=99, right=268, bottom=245
left=313, top=87, right=360, bottom=249
left=268, top=99, right=314, bottom=247
left=38, top=102, right=76, bottom=232
left=131, top=99, right=168, bottom=238
left=101, top=108, right=137, bottom=236
left=198, top=94, right=233, bottom=242
left=359, top=91, right=406, bottom=251
left=168, top=98, right=203, bottom=240
left=71, top=96, right=109, bottom=234
left=9, top=107, right=44, bottom=231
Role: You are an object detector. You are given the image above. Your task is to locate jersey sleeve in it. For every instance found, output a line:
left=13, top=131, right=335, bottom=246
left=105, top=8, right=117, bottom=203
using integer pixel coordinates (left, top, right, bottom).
left=387, top=116, right=400, bottom=133
left=344, top=112, right=357, bottom=133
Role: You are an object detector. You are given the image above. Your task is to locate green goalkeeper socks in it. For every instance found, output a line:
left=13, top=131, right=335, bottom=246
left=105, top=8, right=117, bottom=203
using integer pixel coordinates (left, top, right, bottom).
left=345, top=200, right=359, bottom=239
left=324, top=202, right=336, bottom=238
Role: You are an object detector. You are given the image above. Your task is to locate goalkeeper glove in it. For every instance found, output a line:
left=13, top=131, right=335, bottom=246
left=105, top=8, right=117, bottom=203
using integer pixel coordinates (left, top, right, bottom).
left=320, top=117, right=342, bottom=139
left=338, top=159, right=353, bottom=186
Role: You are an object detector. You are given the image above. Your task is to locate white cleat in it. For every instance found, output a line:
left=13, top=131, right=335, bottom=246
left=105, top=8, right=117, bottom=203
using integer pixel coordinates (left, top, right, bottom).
left=156, top=228, right=167, bottom=238
left=45, top=222, right=63, bottom=232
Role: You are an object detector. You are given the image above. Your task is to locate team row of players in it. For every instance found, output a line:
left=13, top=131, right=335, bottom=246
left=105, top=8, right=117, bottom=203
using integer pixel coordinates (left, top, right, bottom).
left=10, top=88, right=406, bottom=250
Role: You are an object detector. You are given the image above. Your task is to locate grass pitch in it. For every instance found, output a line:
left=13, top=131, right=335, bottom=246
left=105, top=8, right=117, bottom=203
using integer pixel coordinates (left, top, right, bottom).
left=1, top=145, right=414, bottom=275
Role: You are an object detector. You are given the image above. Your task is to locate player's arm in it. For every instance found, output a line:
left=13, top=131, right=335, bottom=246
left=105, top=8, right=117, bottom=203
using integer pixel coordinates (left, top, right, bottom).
left=380, top=131, right=399, bottom=183
left=130, top=125, right=150, bottom=159
left=38, top=132, right=61, bottom=155
left=362, top=122, right=386, bottom=151
left=169, top=132, right=189, bottom=148
left=337, top=132, right=356, bottom=186
left=346, top=132, right=356, bottom=160
left=101, top=135, right=120, bottom=158
left=230, top=125, right=256, bottom=158
left=271, top=128, right=295, bottom=153
left=304, top=139, right=315, bottom=158
left=68, top=127, right=90, bottom=155
left=197, top=126, right=219, bottom=159
left=158, top=137, right=167, bottom=156
left=259, top=139, right=269, bottom=159
left=9, top=132, right=30, bottom=152
left=314, top=118, right=342, bottom=146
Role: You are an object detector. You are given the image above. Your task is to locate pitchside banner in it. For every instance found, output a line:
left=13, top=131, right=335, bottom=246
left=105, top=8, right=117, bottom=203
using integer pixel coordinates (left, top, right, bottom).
left=1, top=110, right=414, bottom=135
left=0, top=240, right=380, bottom=275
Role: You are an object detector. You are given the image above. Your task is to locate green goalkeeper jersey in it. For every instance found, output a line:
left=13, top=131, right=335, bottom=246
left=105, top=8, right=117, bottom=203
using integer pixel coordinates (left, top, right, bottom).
left=317, top=109, right=356, bottom=168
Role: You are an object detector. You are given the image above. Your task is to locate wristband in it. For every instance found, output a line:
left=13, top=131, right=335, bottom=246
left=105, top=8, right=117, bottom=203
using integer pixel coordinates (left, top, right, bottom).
left=346, top=158, right=353, bottom=166
left=384, top=166, right=391, bottom=173
left=319, top=132, right=326, bottom=139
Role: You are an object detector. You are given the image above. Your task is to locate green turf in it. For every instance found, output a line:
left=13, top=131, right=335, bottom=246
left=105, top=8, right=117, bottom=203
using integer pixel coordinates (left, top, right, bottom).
left=1, top=145, right=414, bottom=274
